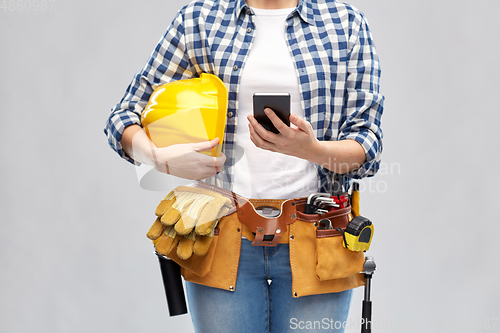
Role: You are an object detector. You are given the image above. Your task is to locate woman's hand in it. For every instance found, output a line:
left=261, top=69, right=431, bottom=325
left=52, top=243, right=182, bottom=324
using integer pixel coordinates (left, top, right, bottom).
left=247, top=108, right=319, bottom=160
left=153, top=139, right=226, bottom=180
left=121, top=124, right=226, bottom=180
left=247, top=109, right=366, bottom=174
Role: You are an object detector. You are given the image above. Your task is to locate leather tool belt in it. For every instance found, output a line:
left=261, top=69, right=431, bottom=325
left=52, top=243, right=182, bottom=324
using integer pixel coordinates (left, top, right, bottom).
left=193, top=182, right=351, bottom=247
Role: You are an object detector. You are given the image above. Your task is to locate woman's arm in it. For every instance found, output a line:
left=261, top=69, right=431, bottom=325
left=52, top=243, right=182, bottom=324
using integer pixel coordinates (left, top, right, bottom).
left=121, top=124, right=226, bottom=180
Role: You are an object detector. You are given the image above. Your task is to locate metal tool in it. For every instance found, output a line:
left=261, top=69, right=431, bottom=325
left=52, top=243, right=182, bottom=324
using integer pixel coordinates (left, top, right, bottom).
left=313, top=197, right=334, bottom=208
left=318, top=201, right=340, bottom=211
left=256, top=206, right=281, bottom=218
left=305, top=193, right=341, bottom=214
left=318, top=218, right=333, bottom=229
left=305, top=193, right=329, bottom=214
left=361, top=257, right=376, bottom=333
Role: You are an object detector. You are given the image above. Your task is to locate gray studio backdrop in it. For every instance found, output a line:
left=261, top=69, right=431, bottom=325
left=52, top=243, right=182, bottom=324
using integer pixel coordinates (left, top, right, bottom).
left=1, top=1, right=499, bottom=332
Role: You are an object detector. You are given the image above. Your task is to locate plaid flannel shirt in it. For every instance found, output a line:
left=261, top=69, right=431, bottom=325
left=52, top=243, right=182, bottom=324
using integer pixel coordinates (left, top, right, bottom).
left=104, top=0, right=384, bottom=192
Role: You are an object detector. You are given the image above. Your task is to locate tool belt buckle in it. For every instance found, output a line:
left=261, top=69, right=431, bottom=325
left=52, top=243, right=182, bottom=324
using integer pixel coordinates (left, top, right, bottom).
left=234, top=196, right=297, bottom=247
left=252, top=206, right=285, bottom=246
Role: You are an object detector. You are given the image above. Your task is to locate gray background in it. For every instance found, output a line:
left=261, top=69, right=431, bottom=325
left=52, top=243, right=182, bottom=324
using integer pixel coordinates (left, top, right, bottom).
left=1, top=0, right=499, bottom=332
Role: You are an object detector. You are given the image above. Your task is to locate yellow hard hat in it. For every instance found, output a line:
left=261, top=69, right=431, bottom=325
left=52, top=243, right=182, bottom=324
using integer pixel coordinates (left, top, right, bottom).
left=141, top=73, right=228, bottom=157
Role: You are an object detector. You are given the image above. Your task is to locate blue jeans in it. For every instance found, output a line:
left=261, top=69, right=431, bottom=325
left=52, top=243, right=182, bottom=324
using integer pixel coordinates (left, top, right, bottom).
left=186, top=239, right=353, bottom=333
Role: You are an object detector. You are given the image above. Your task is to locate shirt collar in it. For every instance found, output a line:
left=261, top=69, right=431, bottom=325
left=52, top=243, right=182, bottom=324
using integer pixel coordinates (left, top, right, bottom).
left=235, top=0, right=314, bottom=25
left=295, top=0, right=314, bottom=25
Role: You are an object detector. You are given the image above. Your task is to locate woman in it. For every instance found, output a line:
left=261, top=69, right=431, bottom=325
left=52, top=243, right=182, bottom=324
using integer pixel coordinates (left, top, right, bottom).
left=105, top=0, right=384, bottom=332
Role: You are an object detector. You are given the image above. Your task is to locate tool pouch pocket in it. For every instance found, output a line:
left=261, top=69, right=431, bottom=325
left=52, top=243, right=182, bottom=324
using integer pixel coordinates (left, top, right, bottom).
left=165, top=231, right=220, bottom=278
left=315, top=228, right=365, bottom=281
left=171, top=213, right=242, bottom=292
left=298, top=206, right=365, bottom=281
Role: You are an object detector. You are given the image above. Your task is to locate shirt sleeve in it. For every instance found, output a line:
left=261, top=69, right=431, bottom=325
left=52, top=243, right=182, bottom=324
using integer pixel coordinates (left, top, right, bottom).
left=103, top=10, right=194, bottom=165
left=338, top=13, right=384, bottom=179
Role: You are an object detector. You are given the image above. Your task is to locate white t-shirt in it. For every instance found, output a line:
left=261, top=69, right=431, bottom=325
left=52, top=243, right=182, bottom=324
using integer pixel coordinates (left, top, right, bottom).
left=232, top=7, right=318, bottom=199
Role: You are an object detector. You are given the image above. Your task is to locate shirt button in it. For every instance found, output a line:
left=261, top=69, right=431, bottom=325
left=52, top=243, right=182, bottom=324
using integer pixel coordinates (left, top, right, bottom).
left=246, top=27, right=252, bottom=33
left=228, top=112, right=234, bottom=118
left=233, top=65, right=238, bottom=71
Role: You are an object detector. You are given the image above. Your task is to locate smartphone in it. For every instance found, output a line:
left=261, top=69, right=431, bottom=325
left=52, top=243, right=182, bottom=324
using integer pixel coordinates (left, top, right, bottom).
left=253, top=93, right=291, bottom=134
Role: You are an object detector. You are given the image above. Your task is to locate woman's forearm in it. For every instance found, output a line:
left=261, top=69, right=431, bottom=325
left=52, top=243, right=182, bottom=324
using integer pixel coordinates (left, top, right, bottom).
left=121, top=124, right=156, bottom=165
left=305, top=139, right=366, bottom=174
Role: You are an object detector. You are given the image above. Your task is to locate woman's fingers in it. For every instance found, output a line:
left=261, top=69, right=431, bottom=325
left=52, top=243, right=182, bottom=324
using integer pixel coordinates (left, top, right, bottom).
left=289, top=113, right=313, bottom=134
left=191, top=137, right=220, bottom=152
left=263, top=108, right=290, bottom=134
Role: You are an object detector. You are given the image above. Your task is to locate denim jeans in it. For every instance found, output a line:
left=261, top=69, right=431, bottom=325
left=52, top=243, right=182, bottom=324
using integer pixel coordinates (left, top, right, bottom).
left=186, top=239, right=353, bottom=333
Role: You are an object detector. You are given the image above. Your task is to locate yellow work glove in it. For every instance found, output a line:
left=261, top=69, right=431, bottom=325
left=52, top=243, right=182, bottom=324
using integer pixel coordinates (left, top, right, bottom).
left=147, top=186, right=232, bottom=260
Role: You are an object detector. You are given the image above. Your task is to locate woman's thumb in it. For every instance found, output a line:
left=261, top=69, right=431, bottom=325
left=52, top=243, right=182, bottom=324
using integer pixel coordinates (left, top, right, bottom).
left=191, top=137, right=219, bottom=152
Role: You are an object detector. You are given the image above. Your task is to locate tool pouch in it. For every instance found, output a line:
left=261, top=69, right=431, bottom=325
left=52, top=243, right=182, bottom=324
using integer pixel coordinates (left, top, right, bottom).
left=313, top=207, right=366, bottom=281
left=287, top=202, right=366, bottom=297
left=149, top=184, right=236, bottom=278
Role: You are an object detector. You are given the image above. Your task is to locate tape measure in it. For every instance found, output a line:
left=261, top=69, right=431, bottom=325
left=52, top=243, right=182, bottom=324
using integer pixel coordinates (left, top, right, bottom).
left=342, top=216, right=374, bottom=252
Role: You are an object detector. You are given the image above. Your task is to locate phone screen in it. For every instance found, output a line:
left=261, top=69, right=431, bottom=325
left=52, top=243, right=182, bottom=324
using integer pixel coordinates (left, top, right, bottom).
left=252, top=93, right=291, bottom=134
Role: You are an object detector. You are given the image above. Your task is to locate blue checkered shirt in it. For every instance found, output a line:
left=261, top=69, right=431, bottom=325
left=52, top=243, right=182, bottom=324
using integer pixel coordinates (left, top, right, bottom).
left=104, top=0, right=384, bottom=192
